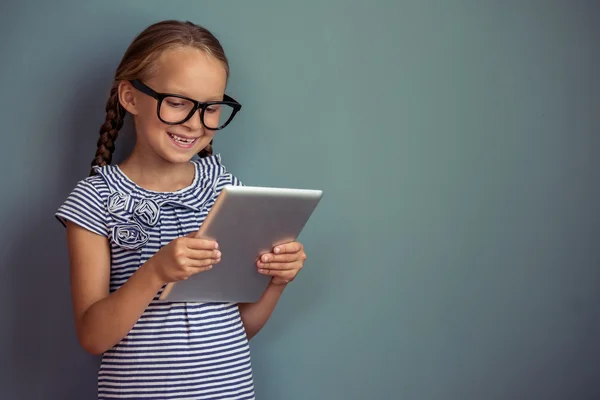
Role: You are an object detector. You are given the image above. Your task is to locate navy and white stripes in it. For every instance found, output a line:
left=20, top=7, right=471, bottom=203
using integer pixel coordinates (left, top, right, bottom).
left=56, top=155, right=255, bottom=399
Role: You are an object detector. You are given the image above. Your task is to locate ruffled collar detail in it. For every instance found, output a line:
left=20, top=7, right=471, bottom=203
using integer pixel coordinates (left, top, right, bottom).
left=92, top=154, right=225, bottom=250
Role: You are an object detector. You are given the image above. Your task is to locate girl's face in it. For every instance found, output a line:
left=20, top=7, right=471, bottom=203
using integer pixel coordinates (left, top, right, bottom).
left=122, top=46, right=228, bottom=164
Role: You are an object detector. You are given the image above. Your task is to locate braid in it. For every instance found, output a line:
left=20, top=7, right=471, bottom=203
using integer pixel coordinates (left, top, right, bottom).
left=197, top=140, right=213, bottom=158
left=90, top=83, right=125, bottom=176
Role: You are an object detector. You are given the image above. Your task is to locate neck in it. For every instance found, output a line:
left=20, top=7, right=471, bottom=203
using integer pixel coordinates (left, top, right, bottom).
left=119, top=144, right=196, bottom=192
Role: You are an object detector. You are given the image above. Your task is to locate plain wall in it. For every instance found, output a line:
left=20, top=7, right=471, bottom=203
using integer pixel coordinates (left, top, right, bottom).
left=0, top=1, right=598, bottom=399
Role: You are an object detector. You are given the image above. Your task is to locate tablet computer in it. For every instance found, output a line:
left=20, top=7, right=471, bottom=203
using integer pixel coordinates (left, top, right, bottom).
left=158, top=185, right=323, bottom=303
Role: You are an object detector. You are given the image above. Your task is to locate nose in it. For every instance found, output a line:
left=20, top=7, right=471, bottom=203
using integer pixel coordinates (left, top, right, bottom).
left=182, top=108, right=204, bottom=131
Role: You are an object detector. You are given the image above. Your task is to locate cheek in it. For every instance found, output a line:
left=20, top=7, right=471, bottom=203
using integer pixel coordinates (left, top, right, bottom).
left=135, top=104, right=167, bottom=138
left=197, top=131, right=215, bottom=149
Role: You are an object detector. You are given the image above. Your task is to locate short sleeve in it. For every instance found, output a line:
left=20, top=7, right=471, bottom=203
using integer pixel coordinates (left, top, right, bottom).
left=230, top=174, right=243, bottom=187
left=55, top=179, right=108, bottom=237
left=215, top=162, right=244, bottom=189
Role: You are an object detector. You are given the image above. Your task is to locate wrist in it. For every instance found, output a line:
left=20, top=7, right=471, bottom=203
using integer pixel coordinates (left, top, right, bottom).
left=267, top=280, right=288, bottom=292
left=139, top=258, right=166, bottom=291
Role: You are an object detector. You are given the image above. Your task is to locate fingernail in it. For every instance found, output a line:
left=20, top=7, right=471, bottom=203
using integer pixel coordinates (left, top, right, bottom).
left=274, top=247, right=280, bottom=254
left=262, top=255, right=269, bottom=262
left=258, top=269, right=266, bottom=274
left=215, top=250, right=221, bottom=258
left=215, top=242, right=219, bottom=249
left=208, top=265, right=213, bottom=269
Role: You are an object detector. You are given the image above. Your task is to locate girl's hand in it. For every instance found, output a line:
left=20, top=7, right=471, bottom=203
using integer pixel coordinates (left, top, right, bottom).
left=256, top=241, right=307, bottom=285
left=147, top=232, right=221, bottom=284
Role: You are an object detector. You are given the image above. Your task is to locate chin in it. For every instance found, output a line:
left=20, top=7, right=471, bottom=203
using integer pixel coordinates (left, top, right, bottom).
left=163, top=153, right=197, bottom=164
left=154, top=145, right=197, bottom=164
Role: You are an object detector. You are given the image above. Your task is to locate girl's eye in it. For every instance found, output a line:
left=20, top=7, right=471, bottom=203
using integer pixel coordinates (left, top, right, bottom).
left=205, top=105, right=221, bottom=114
left=166, top=100, right=185, bottom=108
left=164, top=97, right=190, bottom=108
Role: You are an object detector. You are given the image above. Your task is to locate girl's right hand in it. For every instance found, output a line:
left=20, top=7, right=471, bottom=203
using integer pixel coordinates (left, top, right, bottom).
left=147, top=232, right=221, bottom=284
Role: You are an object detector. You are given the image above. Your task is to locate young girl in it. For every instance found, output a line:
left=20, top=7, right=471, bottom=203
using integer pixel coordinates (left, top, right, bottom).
left=55, top=20, right=307, bottom=400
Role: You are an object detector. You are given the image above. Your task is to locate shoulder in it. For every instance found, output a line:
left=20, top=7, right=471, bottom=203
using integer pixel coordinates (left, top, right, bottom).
left=80, top=173, right=112, bottom=196
left=66, top=172, right=112, bottom=206
left=55, top=171, right=112, bottom=237
left=192, top=154, right=244, bottom=188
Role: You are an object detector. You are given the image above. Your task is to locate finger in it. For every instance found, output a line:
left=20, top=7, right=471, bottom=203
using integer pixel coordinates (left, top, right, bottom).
left=185, top=237, right=219, bottom=250
left=258, top=269, right=298, bottom=280
left=180, top=265, right=214, bottom=279
left=195, top=265, right=214, bottom=273
left=187, top=248, right=221, bottom=261
left=258, top=253, right=298, bottom=264
left=188, top=258, right=217, bottom=269
left=186, top=264, right=215, bottom=275
left=273, top=241, right=303, bottom=255
left=257, top=261, right=302, bottom=271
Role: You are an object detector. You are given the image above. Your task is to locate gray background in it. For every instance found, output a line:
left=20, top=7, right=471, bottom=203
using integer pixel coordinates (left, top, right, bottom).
left=0, top=0, right=598, bottom=399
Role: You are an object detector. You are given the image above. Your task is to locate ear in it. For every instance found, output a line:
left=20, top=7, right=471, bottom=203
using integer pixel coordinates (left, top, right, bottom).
left=118, top=81, right=139, bottom=115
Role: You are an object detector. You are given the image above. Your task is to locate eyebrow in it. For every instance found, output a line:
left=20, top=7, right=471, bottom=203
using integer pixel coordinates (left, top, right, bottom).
left=163, top=86, right=224, bottom=102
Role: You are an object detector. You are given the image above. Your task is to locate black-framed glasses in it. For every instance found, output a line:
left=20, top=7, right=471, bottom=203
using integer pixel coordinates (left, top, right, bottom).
left=130, top=79, right=242, bottom=130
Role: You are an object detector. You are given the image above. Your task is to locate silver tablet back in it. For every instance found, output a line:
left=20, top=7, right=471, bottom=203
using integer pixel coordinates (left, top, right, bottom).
left=159, top=185, right=323, bottom=303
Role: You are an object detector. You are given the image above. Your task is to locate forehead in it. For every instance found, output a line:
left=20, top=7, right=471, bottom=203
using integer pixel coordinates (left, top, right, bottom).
left=147, top=47, right=227, bottom=101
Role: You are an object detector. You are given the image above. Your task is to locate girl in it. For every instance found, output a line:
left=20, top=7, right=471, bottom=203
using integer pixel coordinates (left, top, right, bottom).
left=55, top=20, right=307, bottom=400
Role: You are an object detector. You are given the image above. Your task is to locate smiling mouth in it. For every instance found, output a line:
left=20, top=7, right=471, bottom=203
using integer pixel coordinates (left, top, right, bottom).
left=168, top=132, right=199, bottom=147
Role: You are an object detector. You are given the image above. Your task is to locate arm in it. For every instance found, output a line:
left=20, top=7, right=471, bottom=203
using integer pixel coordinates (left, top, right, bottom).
left=66, top=223, right=219, bottom=355
left=238, top=241, right=307, bottom=339
left=66, top=222, right=164, bottom=355
left=238, top=282, right=287, bottom=339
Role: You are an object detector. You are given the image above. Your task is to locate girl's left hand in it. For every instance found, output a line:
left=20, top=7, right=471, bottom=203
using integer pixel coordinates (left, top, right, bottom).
left=257, top=241, right=307, bottom=285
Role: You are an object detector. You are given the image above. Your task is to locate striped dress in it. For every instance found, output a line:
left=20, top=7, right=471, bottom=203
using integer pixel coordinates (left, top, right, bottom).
left=55, top=154, right=255, bottom=400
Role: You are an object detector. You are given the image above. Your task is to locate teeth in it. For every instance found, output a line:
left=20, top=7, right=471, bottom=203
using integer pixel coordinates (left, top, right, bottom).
left=169, top=133, right=195, bottom=144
